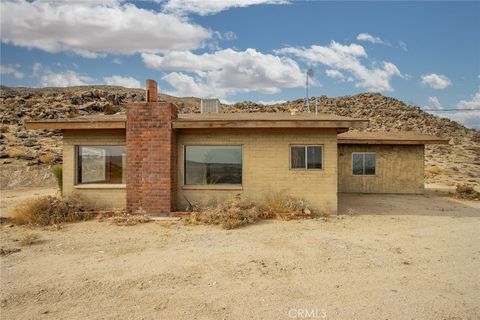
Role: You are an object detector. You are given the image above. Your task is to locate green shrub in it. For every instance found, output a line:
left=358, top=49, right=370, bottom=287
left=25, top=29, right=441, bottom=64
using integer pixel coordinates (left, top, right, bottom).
left=52, top=164, right=62, bottom=193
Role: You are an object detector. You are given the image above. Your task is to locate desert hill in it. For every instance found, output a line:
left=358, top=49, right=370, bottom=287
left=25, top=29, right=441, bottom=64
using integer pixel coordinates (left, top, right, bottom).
left=0, top=85, right=478, bottom=188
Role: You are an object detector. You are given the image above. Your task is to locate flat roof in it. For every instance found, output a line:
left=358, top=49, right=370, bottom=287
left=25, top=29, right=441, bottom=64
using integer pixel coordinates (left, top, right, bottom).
left=173, top=112, right=369, bottom=129
left=26, top=112, right=369, bottom=130
left=25, top=114, right=126, bottom=130
left=338, top=131, right=449, bottom=145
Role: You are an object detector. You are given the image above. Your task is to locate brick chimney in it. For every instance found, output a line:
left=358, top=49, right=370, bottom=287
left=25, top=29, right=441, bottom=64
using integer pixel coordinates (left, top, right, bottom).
left=126, top=80, right=178, bottom=216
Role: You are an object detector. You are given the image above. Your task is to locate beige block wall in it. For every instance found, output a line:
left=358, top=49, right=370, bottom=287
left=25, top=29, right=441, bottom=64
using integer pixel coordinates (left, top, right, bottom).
left=177, top=128, right=338, bottom=214
left=63, top=129, right=126, bottom=209
left=338, top=144, right=425, bottom=194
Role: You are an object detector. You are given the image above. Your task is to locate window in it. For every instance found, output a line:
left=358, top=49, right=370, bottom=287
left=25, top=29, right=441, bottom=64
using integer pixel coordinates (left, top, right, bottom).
left=352, top=153, right=376, bottom=176
left=290, top=145, right=323, bottom=170
left=185, top=145, right=242, bottom=185
left=77, top=146, right=126, bottom=184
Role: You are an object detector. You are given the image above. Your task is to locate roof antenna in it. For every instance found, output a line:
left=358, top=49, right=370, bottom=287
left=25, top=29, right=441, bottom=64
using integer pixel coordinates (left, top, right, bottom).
left=306, top=68, right=314, bottom=113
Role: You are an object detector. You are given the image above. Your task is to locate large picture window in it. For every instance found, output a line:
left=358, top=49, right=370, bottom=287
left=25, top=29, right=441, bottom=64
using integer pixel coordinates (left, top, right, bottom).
left=184, top=145, right=242, bottom=185
left=352, top=152, right=376, bottom=176
left=290, top=145, right=323, bottom=170
left=77, top=146, right=126, bottom=184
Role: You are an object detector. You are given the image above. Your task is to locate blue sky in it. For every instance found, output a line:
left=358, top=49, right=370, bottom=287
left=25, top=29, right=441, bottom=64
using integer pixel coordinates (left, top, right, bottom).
left=1, top=0, right=479, bottom=128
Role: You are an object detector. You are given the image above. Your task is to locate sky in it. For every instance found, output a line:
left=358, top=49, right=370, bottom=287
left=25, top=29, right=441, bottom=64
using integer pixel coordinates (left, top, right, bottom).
left=0, top=0, right=479, bottom=128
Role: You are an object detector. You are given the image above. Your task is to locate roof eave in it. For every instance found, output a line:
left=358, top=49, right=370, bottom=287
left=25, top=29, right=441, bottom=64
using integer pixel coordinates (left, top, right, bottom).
left=172, top=120, right=369, bottom=129
left=338, top=139, right=449, bottom=145
left=25, top=121, right=126, bottom=130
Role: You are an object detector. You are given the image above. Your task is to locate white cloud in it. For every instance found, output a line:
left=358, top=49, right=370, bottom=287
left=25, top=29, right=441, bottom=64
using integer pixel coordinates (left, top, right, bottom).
left=112, top=58, right=122, bottom=65
left=1, top=0, right=211, bottom=58
left=276, top=41, right=402, bottom=92
left=426, top=96, right=443, bottom=110
left=143, top=48, right=305, bottom=98
left=104, top=75, right=141, bottom=88
left=457, top=91, right=480, bottom=110
left=39, top=70, right=94, bottom=87
left=356, top=33, right=385, bottom=45
left=162, top=72, right=227, bottom=98
left=256, top=100, right=287, bottom=105
left=0, top=64, right=25, bottom=79
left=421, top=73, right=452, bottom=89
left=451, top=92, right=480, bottom=129
left=325, top=69, right=345, bottom=80
left=398, top=41, right=408, bottom=52
left=163, top=0, right=289, bottom=16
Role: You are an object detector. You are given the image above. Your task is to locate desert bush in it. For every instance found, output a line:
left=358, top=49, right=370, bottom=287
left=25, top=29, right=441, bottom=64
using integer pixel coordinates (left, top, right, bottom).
left=111, top=214, right=151, bottom=226
left=185, top=194, right=261, bottom=229
left=0, top=125, right=9, bottom=133
left=262, top=192, right=308, bottom=218
left=454, top=184, right=480, bottom=200
left=6, top=146, right=29, bottom=158
left=52, top=164, right=63, bottom=192
left=39, top=152, right=56, bottom=164
left=11, top=196, right=93, bottom=226
left=19, top=233, right=40, bottom=246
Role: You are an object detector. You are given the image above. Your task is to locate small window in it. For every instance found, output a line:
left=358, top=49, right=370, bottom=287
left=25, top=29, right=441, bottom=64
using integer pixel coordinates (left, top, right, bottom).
left=290, top=145, right=323, bottom=170
left=77, top=145, right=126, bottom=184
left=352, top=153, right=376, bottom=176
left=185, top=145, right=242, bottom=185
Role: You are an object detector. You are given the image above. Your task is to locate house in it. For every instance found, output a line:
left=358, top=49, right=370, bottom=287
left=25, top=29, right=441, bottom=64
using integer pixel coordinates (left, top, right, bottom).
left=26, top=80, right=449, bottom=215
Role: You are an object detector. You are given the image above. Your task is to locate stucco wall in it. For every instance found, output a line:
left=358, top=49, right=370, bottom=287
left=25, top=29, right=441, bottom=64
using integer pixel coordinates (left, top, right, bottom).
left=338, top=144, right=425, bottom=194
left=177, top=128, right=338, bottom=214
left=63, top=129, right=126, bottom=209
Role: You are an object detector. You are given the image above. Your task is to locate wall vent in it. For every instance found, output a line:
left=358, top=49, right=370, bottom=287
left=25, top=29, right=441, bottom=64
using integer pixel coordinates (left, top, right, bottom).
left=200, top=99, right=221, bottom=113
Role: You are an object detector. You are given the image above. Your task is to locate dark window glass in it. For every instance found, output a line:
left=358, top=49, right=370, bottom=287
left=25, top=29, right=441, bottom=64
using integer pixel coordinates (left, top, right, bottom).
left=352, top=153, right=364, bottom=175
left=77, top=146, right=125, bottom=184
left=307, top=146, right=322, bottom=169
left=290, top=147, right=306, bottom=169
left=352, top=153, right=376, bottom=175
left=185, top=146, right=242, bottom=185
left=364, top=154, right=376, bottom=175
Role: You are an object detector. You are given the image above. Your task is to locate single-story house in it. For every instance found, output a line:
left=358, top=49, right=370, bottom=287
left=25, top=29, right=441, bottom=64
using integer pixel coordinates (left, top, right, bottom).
left=26, top=80, right=448, bottom=215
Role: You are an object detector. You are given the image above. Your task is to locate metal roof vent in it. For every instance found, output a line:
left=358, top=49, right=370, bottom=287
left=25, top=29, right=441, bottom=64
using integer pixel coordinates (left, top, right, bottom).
left=200, top=98, right=221, bottom=113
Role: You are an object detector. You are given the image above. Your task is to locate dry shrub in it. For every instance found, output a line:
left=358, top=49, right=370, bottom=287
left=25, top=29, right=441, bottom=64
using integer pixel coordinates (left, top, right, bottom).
left=11, top=196, right=93, bottom=226
left=0, top=248, right=21, bottom=256
left=262, top=192, right=309, bottom=219
left=111, top=214, right=151, bottom=226
left=39, top=153, right=56, bottom=164
left=6, top=146, right=29, bottom=158
left=186, top=194, right=260, bottom=230
left=19, top=233, right=40, bottom=246
left=454, top=184, right=480, bottom=200
left=0, top=125, right=9, bottom=133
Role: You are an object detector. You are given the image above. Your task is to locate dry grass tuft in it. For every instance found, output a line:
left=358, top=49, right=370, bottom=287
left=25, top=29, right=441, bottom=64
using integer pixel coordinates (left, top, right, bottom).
left=454, top=184, right=480, bottom=200
left=6, top=146, right=29, bottom=158
left=39, top=153, right=56, bottom=164
left=111, top=214, right=151, bottom=226
left=185, top=194, right=261, bottom=230
left=11, top=196, right=93, bottom=226
left=262, top=192, right=311, bottom=219
left=0, top=247, right=21, bottom=256
left=19, top=233, right=41, bottom=246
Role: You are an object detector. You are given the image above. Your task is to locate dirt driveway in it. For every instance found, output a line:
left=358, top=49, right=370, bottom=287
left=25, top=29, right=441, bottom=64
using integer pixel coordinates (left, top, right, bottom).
left=1, top=191, right=479, bottom=320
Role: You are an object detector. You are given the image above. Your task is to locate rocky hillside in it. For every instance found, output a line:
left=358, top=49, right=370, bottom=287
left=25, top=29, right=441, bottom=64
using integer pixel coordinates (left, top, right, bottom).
left=0, top=86, right=478, bottom=188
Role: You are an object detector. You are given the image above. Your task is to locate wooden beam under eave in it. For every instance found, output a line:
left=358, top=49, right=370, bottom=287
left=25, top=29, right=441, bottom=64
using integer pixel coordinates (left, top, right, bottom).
left=172, top=120, right=369, bottom=129
left=338, top=139, right=450, bottom=145
left=25, top=121, right=126, bottom=130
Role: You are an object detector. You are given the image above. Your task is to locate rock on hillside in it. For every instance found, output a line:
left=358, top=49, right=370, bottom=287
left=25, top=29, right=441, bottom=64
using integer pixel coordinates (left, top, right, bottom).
left=0, top=86, right=478, bottom=188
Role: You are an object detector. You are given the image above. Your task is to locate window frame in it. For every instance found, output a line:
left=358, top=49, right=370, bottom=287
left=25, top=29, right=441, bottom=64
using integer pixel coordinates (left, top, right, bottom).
left=75, top=145, right=126, bottom=185
left=351, top=152, right=376, bottom=176
left=289, top=145, right=324, bottom=171
left=183, top=144, right=244, bottom=186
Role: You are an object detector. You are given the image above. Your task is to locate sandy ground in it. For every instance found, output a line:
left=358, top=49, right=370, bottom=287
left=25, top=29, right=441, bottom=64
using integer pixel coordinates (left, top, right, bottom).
left=1, top=189, right=479, bottom=320
left=0, top=187, right=57, bottom=218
